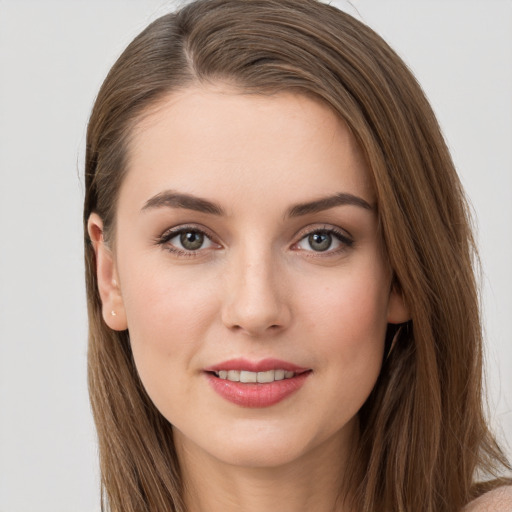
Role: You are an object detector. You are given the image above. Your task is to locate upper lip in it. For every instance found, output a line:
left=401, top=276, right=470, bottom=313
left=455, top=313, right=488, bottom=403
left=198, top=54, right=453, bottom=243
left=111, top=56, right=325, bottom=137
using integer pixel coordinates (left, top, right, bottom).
left=204, top=358, right=310, bottom=373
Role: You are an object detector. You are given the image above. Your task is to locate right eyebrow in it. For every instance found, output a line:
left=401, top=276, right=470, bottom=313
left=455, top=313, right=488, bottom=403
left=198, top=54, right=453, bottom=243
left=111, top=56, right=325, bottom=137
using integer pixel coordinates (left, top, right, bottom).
left=141, top=190, right=225, bottom=216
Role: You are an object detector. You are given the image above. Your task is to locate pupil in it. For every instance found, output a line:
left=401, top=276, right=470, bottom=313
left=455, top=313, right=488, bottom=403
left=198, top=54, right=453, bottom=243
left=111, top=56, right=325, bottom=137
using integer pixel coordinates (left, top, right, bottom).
left=180, top=231, right=204, bottom=250
left=309, top=232, right=331, bottom=251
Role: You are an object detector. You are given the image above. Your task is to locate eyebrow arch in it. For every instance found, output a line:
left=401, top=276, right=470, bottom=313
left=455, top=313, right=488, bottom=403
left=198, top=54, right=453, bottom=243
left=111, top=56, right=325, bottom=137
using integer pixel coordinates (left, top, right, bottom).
left=287, top=193, right=374, bottom=217
left=141, top=190, right=225, bottom=216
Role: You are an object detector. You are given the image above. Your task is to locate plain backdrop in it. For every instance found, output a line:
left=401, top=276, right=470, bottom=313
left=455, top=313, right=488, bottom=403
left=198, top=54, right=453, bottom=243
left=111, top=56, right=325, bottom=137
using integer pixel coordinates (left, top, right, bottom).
left=0, top=1, right=511, bottom=511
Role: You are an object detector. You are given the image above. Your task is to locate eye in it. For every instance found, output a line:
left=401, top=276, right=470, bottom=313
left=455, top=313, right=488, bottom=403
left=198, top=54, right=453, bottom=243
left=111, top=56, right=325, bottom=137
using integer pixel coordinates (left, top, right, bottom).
left=294, top=228, right=353, bottom=253
left=157, top=226, right=219, bottom=255
left=173, top=230, right=211, bottom=251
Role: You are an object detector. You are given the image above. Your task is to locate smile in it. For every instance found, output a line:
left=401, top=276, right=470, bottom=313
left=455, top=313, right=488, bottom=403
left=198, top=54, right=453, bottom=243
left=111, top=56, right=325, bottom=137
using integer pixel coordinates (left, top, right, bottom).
left=213, top=369, right=296, bottom=383
left=205, top=358, right=312, bottom=408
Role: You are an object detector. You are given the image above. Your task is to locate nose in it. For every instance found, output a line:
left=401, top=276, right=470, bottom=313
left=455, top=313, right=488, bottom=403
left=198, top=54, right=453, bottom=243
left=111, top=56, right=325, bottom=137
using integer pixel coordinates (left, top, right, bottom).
left=221, top=248, right=291, bottom=337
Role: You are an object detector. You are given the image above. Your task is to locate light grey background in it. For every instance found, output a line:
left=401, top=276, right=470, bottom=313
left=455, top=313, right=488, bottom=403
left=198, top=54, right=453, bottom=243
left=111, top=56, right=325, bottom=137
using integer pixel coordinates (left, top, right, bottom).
left=0, top=1, right=510, bottom=511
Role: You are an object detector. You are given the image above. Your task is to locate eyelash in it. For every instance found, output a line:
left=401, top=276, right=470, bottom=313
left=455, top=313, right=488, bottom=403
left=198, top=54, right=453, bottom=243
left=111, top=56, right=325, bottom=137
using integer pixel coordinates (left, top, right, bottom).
left=292, top=226, right=354, bottom=256
left=155, top=224, right=354, bottom=258
left=155, top=225, right=219, bottom=258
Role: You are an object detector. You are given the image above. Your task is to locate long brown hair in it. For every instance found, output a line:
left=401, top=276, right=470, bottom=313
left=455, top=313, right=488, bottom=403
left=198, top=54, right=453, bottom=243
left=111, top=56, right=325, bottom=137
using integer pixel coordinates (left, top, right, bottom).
left=83, top=1, right=510, bottom=510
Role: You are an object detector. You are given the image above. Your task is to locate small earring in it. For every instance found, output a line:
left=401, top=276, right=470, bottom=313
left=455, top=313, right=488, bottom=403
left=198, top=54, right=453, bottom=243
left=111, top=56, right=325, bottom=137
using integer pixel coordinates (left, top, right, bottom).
left=111, top=310, right=117, bottom=317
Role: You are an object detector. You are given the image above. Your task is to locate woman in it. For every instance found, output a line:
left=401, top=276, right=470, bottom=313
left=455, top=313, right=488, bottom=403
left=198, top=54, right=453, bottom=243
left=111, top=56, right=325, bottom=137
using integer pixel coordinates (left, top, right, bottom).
left=83, top=0, right=511, bottom=510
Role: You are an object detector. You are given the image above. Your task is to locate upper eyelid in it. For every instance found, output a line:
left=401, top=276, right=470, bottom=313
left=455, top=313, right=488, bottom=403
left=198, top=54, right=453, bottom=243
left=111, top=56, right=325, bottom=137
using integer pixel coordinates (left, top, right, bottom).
left=291, top=225, right=354, bottom=255
left=159, top=224, right=218, bottom=242
left=293, top=223, right=353, bottom=242
left=156, top=225, right=221, bottom=257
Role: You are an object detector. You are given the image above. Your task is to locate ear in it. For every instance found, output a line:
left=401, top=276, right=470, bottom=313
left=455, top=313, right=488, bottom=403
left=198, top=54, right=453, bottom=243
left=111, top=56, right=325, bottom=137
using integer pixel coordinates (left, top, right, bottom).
left=387, top=282, right=411, bottom=324
left=87, top=213, right=128, bottom=331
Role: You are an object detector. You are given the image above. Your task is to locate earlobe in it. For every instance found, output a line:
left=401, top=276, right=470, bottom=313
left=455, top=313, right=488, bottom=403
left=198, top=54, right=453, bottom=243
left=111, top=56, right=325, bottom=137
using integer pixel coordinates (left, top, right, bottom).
left=87, top=213, right=128, bottom=331
left=387, top=284, right=411, bottom=325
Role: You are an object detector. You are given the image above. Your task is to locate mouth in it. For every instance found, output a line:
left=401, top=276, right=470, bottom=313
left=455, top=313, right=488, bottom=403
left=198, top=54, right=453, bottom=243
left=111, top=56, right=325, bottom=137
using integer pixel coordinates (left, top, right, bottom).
left=204, top=358, right=312, bottom=408
left=211, top=369, right=304, bottom=383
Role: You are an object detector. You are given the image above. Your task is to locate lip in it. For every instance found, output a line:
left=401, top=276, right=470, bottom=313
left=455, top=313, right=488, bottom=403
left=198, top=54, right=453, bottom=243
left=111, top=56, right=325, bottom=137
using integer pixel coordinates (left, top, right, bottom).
left=204, top=358, right=311, bottom=408
left=204, top=358, right=309, bottom=373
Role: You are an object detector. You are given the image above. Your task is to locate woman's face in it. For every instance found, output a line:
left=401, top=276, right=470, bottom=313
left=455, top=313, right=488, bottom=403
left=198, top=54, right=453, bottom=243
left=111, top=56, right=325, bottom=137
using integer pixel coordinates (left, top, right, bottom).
left=90, top=86, right=408, bottom=469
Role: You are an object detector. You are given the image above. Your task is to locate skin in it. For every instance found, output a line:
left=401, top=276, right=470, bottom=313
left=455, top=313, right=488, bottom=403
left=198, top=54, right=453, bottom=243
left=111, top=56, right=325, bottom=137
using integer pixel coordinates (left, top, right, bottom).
left=464, top=486, right=512, bottom=512
left=88, top=86, right=409, bottom=512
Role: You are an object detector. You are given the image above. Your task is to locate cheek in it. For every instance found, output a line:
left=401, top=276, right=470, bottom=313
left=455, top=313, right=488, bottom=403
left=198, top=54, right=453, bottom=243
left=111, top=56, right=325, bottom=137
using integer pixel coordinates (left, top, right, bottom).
left=118, top=261, right=220, bottom=398
left=302, top=267, right=390, bottom=347
left=121, top=260, right=218, bottom=341
left=300, top=267, right=389, bottom=396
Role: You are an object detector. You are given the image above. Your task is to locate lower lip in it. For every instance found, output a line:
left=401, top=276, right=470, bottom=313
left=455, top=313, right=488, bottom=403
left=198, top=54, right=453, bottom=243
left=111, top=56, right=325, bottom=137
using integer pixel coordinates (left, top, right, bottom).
left=205, top=372, right=311, bottom=408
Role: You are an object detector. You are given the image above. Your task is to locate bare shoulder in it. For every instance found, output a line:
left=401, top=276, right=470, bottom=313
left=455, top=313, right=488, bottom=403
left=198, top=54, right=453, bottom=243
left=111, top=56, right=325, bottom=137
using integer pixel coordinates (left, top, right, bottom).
left=464, top=486, right=512, bottom=512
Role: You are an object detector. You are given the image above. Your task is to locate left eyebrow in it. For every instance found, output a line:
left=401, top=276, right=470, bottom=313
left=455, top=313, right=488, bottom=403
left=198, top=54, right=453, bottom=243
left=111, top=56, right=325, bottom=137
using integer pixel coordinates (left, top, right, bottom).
left=286, top=193, right=374, bottom=217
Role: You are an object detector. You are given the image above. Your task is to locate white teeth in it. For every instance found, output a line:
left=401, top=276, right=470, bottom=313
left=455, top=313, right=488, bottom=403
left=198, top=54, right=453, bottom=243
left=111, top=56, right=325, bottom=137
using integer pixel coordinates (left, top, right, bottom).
left=215, top=369, right=296, bottom=383
left=240, top=370, right=257, bottom=383
left=227, top=370, right=240, bottom=382
left=274, top=369, right=285, bottom=381
left=256, top=370, right=274, bottom=383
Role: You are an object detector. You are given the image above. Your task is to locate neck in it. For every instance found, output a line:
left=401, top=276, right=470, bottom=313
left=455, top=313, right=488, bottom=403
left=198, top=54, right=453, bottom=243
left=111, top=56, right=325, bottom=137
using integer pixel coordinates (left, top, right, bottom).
left=175, top=426, right=357, bottom=512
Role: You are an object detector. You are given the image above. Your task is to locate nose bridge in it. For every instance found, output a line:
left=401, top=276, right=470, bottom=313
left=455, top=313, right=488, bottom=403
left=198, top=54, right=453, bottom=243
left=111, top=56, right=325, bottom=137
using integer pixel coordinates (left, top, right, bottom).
left=222, top=239, right=290, bottom=335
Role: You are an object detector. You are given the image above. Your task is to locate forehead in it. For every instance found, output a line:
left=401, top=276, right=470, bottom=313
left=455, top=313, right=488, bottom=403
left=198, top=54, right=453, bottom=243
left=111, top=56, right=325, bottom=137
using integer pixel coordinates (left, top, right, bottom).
left=121, top=86, right=374, bottom=212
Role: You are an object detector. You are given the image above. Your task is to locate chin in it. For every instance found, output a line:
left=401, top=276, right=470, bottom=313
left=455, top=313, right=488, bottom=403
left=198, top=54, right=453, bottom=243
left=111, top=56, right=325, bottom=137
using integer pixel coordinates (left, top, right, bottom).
left=216, top=436, right=307, bottom=468
left=174, top=416, right=353, bottom=470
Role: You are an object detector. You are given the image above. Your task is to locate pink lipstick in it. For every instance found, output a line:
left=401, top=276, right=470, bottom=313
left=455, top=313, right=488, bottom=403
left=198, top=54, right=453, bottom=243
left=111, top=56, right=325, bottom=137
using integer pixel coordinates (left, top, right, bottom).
left=204, top=358, right=311, bottom=408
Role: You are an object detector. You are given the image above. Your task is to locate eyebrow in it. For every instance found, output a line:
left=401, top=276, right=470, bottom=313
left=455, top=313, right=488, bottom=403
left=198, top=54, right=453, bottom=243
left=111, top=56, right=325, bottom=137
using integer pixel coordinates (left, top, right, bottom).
left=286, top=193, right=374, bottom=217
left=141, top=190, right=373, bottom=217
left=142, top=190, right=225, bottom=215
